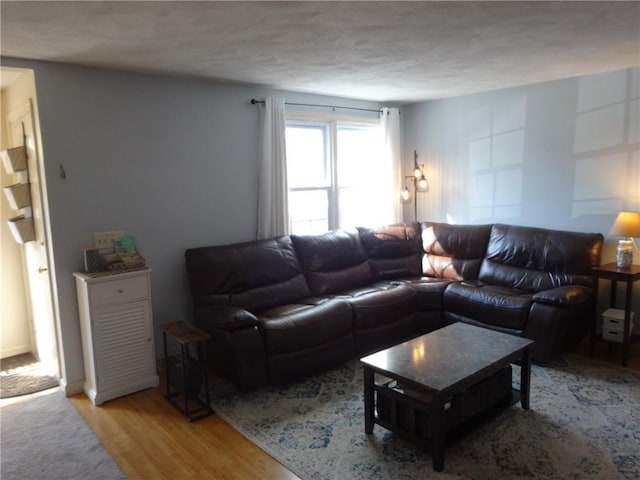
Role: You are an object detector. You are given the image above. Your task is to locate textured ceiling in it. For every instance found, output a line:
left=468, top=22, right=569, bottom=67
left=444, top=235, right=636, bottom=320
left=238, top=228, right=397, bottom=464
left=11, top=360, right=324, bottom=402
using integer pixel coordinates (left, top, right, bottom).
left=1, top=1, right=639, bottom=103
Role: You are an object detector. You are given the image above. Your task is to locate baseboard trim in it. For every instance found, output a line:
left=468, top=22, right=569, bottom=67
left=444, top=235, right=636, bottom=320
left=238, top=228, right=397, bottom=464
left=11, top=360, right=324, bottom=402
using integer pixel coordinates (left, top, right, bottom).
left=61, top=378, right=84, bottom=397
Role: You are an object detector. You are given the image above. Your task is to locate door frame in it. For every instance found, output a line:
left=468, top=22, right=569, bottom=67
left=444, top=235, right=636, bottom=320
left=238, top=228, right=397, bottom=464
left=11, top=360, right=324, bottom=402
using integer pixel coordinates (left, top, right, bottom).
left=2, top=70, right=61, bottom=379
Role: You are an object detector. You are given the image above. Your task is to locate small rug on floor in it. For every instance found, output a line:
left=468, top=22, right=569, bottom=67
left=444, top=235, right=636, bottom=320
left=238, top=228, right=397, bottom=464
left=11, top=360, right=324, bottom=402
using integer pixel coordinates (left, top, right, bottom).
left=0, top=353, right=59, bottom=399
left=209, top=355, right=640, bottom=480
left=0, top=389, right=125, bottom=480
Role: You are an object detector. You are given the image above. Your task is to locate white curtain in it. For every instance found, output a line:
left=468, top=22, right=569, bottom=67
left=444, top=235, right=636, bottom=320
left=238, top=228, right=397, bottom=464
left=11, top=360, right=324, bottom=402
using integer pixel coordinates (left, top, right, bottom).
left=257, top=97, right=289, bottom=239
left=381, top=107, right=403, bottom=223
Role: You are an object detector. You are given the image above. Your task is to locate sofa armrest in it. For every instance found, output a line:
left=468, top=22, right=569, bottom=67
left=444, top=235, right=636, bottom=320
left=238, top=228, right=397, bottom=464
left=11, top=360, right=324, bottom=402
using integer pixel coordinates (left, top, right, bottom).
left=193, top=305, right=267, bottom=391
left=194, top=305, right=259, bottom=331
left=532, top=285, right=591, bottom=307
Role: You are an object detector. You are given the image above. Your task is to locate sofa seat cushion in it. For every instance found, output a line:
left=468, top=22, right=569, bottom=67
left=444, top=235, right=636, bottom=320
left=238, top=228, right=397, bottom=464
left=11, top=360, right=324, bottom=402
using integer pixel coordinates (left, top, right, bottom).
left=331, top=283, right=397, bottom=298
left=347, top=286, right=417, bottom=330
left=387, top=277, right=452, bottom=311
left=444, top=282, right=534, bottom=331
left=258, top=298, right=353, bottom=355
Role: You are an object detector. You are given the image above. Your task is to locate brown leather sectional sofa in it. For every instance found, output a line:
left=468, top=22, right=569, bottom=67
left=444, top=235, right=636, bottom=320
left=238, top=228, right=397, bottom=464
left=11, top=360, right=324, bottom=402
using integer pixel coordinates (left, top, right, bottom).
left=185, top=222, right=603, bottom=391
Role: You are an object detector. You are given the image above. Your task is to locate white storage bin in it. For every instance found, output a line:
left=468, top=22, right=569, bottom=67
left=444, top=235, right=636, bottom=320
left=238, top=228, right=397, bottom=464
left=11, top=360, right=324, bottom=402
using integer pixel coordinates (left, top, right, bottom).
left=601, top=308, right=635, bottom=343
left=602, top=327, right=635, bottom=343
left=602, top=308, right=635, bottom=330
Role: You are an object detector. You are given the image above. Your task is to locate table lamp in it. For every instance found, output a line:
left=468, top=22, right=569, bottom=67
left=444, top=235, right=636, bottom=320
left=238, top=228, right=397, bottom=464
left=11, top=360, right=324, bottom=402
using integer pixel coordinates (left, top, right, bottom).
left=610, top=211, right=640, bottom=268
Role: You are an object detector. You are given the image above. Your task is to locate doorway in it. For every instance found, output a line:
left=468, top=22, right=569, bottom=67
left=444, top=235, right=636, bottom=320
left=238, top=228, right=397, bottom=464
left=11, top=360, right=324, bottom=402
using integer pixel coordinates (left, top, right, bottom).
left=0, top=67, right=60, bottom=389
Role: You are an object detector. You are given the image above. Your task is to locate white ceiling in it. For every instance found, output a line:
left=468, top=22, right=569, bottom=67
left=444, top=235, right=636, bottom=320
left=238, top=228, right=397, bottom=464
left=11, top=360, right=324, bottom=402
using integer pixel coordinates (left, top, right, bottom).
left=1, top=1, right=639, bottom=103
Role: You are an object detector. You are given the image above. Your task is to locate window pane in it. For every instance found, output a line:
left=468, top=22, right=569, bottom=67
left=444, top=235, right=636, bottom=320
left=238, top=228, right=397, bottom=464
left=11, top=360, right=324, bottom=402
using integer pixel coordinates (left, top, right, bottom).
left=286, top=125, right=328, bottom=188
left=338, top=186, right=362, bottom=229
left=337, top=126, right=379, bottom=187
left=289, top=189, right=329, bottom=235
left=337, top=125, right=390, bottom=229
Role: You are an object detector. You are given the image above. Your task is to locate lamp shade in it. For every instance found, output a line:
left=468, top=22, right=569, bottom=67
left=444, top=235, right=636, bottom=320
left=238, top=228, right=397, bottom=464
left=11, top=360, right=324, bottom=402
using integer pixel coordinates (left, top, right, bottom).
left=610, top=211, right=640, bottom=238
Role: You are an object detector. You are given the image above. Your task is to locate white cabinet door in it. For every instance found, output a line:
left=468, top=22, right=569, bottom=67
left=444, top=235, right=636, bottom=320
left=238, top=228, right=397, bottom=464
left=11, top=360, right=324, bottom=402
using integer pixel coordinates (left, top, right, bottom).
left=93, top=300, right=154, bottom=393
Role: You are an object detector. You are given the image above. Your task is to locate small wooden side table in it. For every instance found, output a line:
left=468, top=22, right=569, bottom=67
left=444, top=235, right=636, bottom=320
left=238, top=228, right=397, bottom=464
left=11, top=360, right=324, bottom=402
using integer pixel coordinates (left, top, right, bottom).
left=589, top=263, right=640, bottom=367
left=160, top=321, right=213, bottom=421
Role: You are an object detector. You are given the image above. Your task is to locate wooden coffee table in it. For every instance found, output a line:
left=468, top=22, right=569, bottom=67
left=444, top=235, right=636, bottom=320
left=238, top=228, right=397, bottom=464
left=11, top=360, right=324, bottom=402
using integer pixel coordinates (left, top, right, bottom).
left=361, top=322, right=533, bottom=472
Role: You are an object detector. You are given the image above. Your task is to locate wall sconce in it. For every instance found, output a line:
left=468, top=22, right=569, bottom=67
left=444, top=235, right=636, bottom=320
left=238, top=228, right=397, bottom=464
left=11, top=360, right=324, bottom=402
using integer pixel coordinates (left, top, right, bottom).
left=610, top=211, right=640, bottom=268
left=400, top=150, right=429, bottom=220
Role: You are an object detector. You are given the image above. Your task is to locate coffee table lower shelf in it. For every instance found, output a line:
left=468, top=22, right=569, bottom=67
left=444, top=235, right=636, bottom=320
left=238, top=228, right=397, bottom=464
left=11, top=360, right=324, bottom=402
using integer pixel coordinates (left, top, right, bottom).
left=371, top=378, right=522, bottom=449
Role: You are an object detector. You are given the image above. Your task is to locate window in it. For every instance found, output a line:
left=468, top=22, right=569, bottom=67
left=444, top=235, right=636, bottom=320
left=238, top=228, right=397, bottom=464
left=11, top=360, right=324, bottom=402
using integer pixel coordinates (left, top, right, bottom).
left=286, top=117, right=390, bottom=235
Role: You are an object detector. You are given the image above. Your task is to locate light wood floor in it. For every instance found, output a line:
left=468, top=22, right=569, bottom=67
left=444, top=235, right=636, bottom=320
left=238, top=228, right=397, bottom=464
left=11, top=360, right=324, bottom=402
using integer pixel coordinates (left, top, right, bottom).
left=69, top=382, right=301, bottom=480
left=69, top=338, right=639, bottom=480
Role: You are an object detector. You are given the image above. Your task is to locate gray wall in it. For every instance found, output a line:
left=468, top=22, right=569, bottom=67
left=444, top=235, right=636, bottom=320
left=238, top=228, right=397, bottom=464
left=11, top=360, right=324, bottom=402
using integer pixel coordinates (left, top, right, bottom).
left=402, top=67, right=640, bottom=329
left=2, top=58, right=382, bottom=389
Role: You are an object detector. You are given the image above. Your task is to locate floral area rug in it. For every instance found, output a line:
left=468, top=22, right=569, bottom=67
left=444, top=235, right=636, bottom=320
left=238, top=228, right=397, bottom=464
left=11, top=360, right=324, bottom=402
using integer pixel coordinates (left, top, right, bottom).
left=208, top=354, right=640, bottom=480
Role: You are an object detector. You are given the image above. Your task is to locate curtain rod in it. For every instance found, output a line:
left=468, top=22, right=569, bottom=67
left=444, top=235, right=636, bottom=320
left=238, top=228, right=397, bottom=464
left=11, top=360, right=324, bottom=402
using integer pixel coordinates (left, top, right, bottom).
left=250, top=98, right=382, bottom=114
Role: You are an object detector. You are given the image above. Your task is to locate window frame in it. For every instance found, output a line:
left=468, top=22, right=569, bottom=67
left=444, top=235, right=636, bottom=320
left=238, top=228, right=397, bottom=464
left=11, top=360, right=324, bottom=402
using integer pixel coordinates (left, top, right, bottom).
left=285, top=110, right=381, bottom=233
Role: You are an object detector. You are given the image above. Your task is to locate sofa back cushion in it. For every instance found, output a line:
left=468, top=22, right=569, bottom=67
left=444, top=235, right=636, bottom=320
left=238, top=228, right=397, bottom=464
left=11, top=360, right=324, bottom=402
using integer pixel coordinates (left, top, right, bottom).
left=357, top=223, right=422, bottom=280
left=185, top=236, right=310, bottom=311
left=291, top=229, right=373, bottom=295
left=421, top=222, right=492, bottom=280
left=479, top=224, right=604, bottom=291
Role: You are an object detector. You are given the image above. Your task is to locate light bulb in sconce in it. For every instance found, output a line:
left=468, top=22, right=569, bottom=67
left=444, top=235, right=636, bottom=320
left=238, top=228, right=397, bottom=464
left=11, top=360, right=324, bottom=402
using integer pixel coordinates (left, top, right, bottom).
left=401, top=151, right=429, bottom=221
left=610, top=211, right=640, bottom=268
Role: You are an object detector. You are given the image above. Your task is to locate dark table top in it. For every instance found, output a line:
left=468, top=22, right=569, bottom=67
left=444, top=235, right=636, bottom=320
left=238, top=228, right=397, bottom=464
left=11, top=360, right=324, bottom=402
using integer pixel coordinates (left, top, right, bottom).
left=360, top=322, right=533, bottom=394
left=593, top=262, right=640, bottom=281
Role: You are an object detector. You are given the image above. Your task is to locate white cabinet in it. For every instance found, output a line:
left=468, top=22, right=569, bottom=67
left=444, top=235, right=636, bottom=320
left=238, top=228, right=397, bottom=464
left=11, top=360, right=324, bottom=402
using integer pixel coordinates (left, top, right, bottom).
left=74, top=269, right=159, bottom=405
